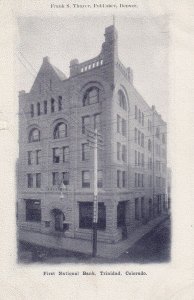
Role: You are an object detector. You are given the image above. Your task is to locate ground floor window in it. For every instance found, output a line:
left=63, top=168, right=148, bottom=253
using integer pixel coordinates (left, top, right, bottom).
left=135, top=198, right=140, bottom=220
left=117, top=201, right=126, bottom=227
left=25, top=199, right=41, bottom=222
left=79, top=202, right=106, bottom=230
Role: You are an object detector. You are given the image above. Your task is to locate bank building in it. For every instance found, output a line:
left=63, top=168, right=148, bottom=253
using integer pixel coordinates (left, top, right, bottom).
left=17, top=25, right=168, bottom=250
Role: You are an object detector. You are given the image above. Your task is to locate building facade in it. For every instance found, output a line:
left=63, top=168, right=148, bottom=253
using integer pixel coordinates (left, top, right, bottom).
left=17, top=25, right=168, bottom=245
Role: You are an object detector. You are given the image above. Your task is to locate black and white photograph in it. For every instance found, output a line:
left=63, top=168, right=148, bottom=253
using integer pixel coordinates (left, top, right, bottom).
left=16, top=16, right=171, bottom=264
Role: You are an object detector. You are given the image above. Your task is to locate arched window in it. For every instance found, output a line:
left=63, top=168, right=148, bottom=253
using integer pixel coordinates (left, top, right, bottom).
left=118, top=90, right=127, bottom=111
left=29, top=128, right=40, bottom=143
left=53, top=122, right=67, bottom=139
left=148, top=139, right=152, bottom=151
left=83, top=87, right=99, bottom=106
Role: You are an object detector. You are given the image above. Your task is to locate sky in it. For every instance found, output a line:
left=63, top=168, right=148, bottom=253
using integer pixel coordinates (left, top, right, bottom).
left=16, top=15, right=169, bottom=121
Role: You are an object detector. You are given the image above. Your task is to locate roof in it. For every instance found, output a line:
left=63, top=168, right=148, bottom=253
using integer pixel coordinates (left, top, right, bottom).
left=51, top=64, right=67, bottom=80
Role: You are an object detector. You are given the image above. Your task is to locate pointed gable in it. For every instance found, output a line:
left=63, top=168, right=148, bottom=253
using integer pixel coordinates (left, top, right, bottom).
left=30, top=56, right=67, bottom=94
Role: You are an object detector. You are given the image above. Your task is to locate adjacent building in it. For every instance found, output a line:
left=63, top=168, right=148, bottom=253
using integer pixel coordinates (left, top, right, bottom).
left=17, top=25, right=168, bottom=246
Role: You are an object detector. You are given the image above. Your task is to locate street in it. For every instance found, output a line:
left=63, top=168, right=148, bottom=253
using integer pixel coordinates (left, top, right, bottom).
left=18, top=217, right=171, bottom=264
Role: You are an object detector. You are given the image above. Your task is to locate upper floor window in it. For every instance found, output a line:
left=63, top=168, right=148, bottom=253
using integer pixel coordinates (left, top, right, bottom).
left=94, top=113, right=101, bottom=130
left=51, top=98, right=55, bottom=113
left=156, top=127, right=160, bottom=138
left=82, top=171, right=90, bottom=188
left=97, top=170, right=103, bottom=188
left=122, top=118, right=127, bottom=136
left=37, top=102, right=41, bottom=116
left=62, top=171, right=69, bottom=185
left=118, top=90, right=127, bottom=110
left=63, top=146, right=69, bottom=162
left=44, top=101, right=47, bottom=114
left=83, top=87, right=99, bottom=106
left=117, top=114, right=121, bottom=133
left=162, top=133, right=166, bottom=144
left=28, top=128, right=40, bottom=143
left=82, top=116, right=90, bottom=134
left=82, top=143, right=90, bottom=161
left=53, top=147, right=60, bottom=163
left=135, top=105, right=138, bottom=119
left=30, top=104, right=34, bottom=118
left=148, top=139, right=152, bottom=151
left=53, top=122, right=67, bottom=139
left=58, top=96, right=62, bottom=111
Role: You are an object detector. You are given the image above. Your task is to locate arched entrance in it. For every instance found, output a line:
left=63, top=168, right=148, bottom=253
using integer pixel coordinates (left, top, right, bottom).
left=51, top=209, right=67, bottom=232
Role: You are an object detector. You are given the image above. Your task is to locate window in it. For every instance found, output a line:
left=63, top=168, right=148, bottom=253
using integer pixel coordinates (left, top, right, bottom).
left=36, top=150, right=41, bottom=165
left=79, top=202, right=106, bottom=230
left=94, top=113, right=101, bottom=130
left=122, top=118, right=127, bottom=136
left=117, top=142, right=121, bottom=160
left=49, top=79, right=52, bottom=90
left=28, top=151, right=33, bottom=165
left=117, top=170, right=121, bottom=188
left=141, top=153, right=144, bottom=167
left=135, top=150, right=137, bottom=166
left=36, top=173, right=41, bottom=188
left=37, top=102, right=41, bottom=116
left=138, top=109, right=141, bottom=123
left=141, top=174, right=144, bottom=187
left=63, top=146, right=69, bottom=162
left=122, top=171, right=126, bottom=187
left=156, top=127, right=160, bottom=138
left=51, top=98, right=55, bottom=113
left=138, top=152, right=140, bottom=166
left=26, top=199, right=41, bottom=222
left=135, top=105, right=138, bottom=119
left=52, top=172, right=59, bottom=186
left=30, top=104, right=34, bottom=118
left=117, top=202, right=126, bottom=227
left=117, top=115, right=121, bottom=133
left=58, top=96, right=62, bottom=111
left=141, top=133, right=144, bottom=147
left=122, top=145, right=126, bottom=162
left=142, top=113, right=144, bottom=126
left=141, top=197, right=145, bottom=218
left=135, top=128, right=137, bottom=143
left=135, top=198, right=140, bottom=220
left=27, top=174, right=33, bottom=188
left=135, top=173, right=137, bottom=187
left=62, top=171, right=69, bottom=185
left=44, top=100, right=47, bottom=114
left=98, top=170, right=103, bottom=188
left=83, top=87, right=99, bottom=106
left=53, top=122, right=67, bottom=139
left=82, top=171, right=90, bottom=188
left=82, top=143, right=89, bottom=161
left=118, top=90, right=127, bottom=110
left=138, top=173, right=141, bottom=187
left=29, top=128, right=40, bottom=143
left=162, top=133, right=166, bottom=144
left=82, top=116, right=90, bottom=134
left=53, top=147, right=60, bottom=163
left=148, top=139, right=152, bottom=151
left=138, top=130, right=141, bottom=145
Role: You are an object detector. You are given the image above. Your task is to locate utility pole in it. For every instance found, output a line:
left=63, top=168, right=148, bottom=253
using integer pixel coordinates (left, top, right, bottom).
left=86, top=128, right=103, bottom=257
left=152, top=107, right=155, bottom=217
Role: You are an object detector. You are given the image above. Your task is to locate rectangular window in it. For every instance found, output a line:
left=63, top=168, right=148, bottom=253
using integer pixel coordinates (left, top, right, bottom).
left=138, top=130, right=141, bottom=145
left=79, top=202, right=106, bottom=230
left=53, top=147, right=60, bottom=163
left=122, top=145, right=126, bottom=162
left=63, top=146, right=69, bottom=162
left=62, top=171, right=69, bottom=185
left=82, top=143, right=89, bottom=161
left=94, top=113, right=101, bottom=130
left=36, top=150, right=41, bottom=165
left=28, top=151, right=33, bottom=165
left=138, top=109, right=141, bottom=123
left=142, top=174, right=144, bottom=187
left=142, top=113, right=144, bottom=126
left=26, top=199, right=41, bottom=222
left=135, top=198, right=140, bottom=220
left=117, top=170, right=121, bottom=188
left=82, top=171, right=90, bottom=188
left=44, top=100, right=47, bottom=114
left=141, top=133, right=144, bottom=147
left=122, top=118, right=127, bottom=136
left=97, top=170, right=103, bottom=188
left=51, top=98, right=55, bottom=113
left=135, top=150, right=137, bottom=166
left=135, top=105, right=138, bottom=119
left=27, top=174, right=33, bottom=188
left=36, top=173, right=41, bottom=188
left=30, top=104, right=34, bottom=118
left=82, top=116, right=90, bottom=134
left=58, top=96, right=62, bottom=111
left=135, top=128, right=137, bottom=143
left=141, top=153, right=144, bottom=167
left=141, top=197, right=145, bottom=218
left=117, top=115, right=121, bottom=133
left=138, top=173, right=141, bottom=187
left=37, top=103, right=41, bottom=116
left=135, top=173, right=137, bottom=187
left=52, top=172, right=59, bottom=186
left=138, top=151, right=140, bottom=166
left=122, top=171, right=126, bottom=187
left=117, top=142, right=121, bottom=160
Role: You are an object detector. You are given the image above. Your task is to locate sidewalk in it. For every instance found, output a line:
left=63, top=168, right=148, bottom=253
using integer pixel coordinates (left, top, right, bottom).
left=19, top=214, right=169, bottom=259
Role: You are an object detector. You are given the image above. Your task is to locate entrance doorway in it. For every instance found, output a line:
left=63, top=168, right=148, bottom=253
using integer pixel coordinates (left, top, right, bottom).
left=117, top=201, right=127, bottom=240
left=51, top=209, right=68, bottom=232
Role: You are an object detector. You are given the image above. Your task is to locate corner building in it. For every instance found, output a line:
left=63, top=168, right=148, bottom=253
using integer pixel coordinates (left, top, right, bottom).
left=17, top=25, right=168, bottom=245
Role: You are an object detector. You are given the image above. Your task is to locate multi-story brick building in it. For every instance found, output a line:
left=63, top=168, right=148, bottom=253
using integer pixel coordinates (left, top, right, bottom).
left=17, top=25, right=168, bottom=246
